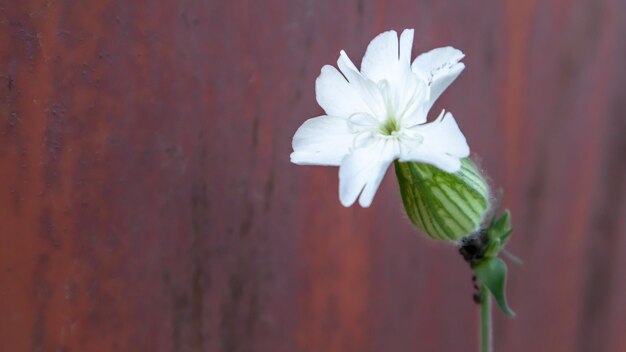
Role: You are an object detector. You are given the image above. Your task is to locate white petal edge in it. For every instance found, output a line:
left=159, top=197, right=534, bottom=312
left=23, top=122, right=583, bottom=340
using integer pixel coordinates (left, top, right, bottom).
left=339, top=139, right=398, bottom=207
left=411, top=47, right=465, bottom=109
left=360, top=30, right=399, bottom=83
left=420, top=110, right=469, bottom=157
left=400, top=146, right=462, bottom=173
left=399, top=110, right=469, bottom=173
left=398, top=29, right=414, bottom=65
left=315, top=65, right=369, bottom=117
left=411, top=46, right=465, bottom=81
left=291, top=116, right=355, bottom=166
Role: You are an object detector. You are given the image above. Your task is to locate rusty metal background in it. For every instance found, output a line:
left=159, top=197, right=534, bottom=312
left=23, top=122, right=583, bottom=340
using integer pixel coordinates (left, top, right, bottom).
left=1, top=0, right=625, bottom=351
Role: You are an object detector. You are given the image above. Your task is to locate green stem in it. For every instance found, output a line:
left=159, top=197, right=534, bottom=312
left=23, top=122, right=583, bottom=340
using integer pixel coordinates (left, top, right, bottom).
left=480, top=284, right=492, bottom=352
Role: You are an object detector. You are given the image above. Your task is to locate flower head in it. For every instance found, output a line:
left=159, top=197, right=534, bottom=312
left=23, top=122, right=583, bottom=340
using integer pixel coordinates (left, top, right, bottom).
left=291, top=29, right=469, bottom=207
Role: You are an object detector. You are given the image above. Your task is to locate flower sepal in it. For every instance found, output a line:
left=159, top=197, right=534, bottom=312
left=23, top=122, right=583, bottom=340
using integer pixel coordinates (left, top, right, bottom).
left=484, top=209, right=513, bottom=257
left=460, top=209, right=516, bottom=317
left=474, top=257, right=515, bottom=317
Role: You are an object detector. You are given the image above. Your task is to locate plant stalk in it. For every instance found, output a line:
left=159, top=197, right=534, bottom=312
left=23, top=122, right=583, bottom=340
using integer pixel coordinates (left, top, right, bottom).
left=480, top=284, right=492, bottom=352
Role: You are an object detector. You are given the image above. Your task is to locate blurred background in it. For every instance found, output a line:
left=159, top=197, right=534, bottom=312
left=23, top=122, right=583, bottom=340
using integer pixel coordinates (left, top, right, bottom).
left=1, top=0, right=625, bottom=351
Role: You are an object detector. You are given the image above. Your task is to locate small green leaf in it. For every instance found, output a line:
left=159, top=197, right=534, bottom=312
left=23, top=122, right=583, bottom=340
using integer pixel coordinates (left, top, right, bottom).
left=474, top=258, right=516, bottom=317
left=487, top=209, right=513, bottom=246
left=500, top=228, right=514, bottom=245
left=494, top=210, right=511, bottom=232
left=484, top=237, right=501, bottom=258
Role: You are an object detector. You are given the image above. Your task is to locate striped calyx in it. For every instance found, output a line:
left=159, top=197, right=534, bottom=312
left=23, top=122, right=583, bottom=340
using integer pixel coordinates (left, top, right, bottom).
left=394, top=158, right=490, bottom=241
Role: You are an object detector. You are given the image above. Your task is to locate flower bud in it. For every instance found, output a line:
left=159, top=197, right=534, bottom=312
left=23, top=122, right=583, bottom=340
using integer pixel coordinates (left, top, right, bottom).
left=394, top=158, right=490, bottom=241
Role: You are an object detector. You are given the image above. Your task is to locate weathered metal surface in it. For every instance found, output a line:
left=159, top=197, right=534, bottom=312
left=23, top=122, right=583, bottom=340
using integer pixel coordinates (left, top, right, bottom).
left=1, top=0, right=625, bottom=351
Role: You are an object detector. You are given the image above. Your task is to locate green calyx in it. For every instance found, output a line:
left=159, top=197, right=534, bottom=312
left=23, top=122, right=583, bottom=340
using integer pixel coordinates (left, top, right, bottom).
left=394, top=158, right=490, bottom=241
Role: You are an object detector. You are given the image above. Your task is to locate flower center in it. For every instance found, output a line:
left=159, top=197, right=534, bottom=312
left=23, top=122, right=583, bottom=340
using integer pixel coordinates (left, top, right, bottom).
left=379, top=117, right=400, bottom=136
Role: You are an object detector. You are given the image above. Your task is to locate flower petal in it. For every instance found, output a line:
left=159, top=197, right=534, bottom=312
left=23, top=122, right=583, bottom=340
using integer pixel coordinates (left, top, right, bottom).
left=393, top=74, right=429, bottom=127
left=291, top=116, right=355, bottom=166
left=360, top=30, right=399, bottom=83
left=398, top=29, right=414, bottom=65
left=316, top=65, right=369, bottom=117
left=399, top=110, right=469, bottom=172
left=339, top=139, right=398, bottom=207
left=358, top=29, right=428, bottom=127
left=337, top=51, right=386, bottom=118
left=399, top=146, right=462, bottom=173
left=411, top=47, right=465, bottom=110
left=360, top=29, right=416, bottom=85
left=419, top=110, right=469, bottom=157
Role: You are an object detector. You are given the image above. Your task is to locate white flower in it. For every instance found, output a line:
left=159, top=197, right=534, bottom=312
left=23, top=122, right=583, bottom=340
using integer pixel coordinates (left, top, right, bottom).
left=290, top=29, right=470, bottom=207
